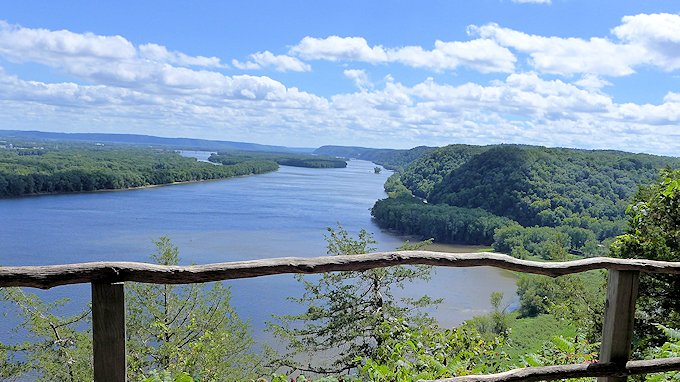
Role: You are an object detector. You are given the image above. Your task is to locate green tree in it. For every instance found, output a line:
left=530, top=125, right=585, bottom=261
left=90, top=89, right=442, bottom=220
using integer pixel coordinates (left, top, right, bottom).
left=0, top=237, right=266, bottom=381
left=611, top=168, right=680, bottom=348
left=126, top=237, right=265, bottom=381
left=0, top=288, right=92, bottom=381
left=269, top=226, right=438, bottom=375
left=358, top=318, right=506, bottom=381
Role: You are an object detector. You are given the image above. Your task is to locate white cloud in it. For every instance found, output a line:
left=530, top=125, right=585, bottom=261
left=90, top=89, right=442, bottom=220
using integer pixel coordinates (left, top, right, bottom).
left=0, top=20, right=678, bottom=155
left=470, top=23, right=640, bottom=76
left=1, top=65, right=678, bottom=154
left=470, top=13, right=680, bottom=76
left=573, top=74, right=612, bottom=90
left=612, top=13, right=680, bottom=71
left=0, top=21, right=226, bottom=70
left=343, top=69, right=372, bottom=90
left=290, top=35, right=516, bottom=73
left=0, top=20, right=320, bottom=104
left=290, top=36, right=388, bottom=62
left=139, top=43, right=226, bottom=68
left=232, top=51, right=310, bottom=72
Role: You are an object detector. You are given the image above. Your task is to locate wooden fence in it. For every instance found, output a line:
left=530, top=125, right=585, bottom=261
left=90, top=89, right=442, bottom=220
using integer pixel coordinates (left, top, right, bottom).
left=1, top=251, right=680, bottom=382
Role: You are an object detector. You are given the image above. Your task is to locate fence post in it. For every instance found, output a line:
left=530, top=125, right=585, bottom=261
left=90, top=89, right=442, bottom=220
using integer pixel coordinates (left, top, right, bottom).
left=92, top=282, right=126, bottom=382
left=597, top=270, right=640, bottom=382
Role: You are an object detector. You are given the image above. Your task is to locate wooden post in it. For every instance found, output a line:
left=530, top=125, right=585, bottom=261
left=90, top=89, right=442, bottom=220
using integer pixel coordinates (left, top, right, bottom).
left=598, top=270, right=640, bottom=382
left=92, top=282, right=126, bottom=382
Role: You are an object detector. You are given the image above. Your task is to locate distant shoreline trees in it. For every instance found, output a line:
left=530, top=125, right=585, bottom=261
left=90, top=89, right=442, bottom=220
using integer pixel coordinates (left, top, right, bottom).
left=0, top=147, right=278, bottom=197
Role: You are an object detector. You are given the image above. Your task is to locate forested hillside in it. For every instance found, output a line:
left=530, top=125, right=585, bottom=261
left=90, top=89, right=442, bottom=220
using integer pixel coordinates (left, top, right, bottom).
left=208, top=151, right=347, bottom=169
left=314, top=145, right=434, bottom=170
left=372, top=144, right=680, bottom=254
left=0, top=146, right=278, bottom=197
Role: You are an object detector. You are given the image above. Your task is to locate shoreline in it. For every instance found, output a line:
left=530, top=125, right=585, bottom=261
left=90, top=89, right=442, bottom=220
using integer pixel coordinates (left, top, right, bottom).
left=0, top=170, right=277, bottom=200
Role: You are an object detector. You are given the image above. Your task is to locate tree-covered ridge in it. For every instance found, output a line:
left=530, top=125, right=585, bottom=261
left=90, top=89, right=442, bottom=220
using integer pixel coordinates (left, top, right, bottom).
left=372, top=144, right=680, bottom=251
left=400, top=144, right=490, bottom=199
left=429, top=146, right=680, bottom=227
left=314, top=145, right=434, bottom=171
left=0, top=147, right=278, bottom=197
left=372, top=196, right=516, bottom=244
left=209, top=151, right=347, bottom=169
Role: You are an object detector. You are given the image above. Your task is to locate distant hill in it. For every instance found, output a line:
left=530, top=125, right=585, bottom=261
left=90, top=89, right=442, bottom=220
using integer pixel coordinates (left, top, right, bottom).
left=372, top=144, right=680, bottom=245
left=0, top=130, right=314, bottom=154
left=426, top=145, right=680, bottom=227
left=314, top=145, right=435, bottom=170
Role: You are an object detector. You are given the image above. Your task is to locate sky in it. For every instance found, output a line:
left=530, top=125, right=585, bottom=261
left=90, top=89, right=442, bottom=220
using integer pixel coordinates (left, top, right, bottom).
left=0, top=1, right=678, bottom=155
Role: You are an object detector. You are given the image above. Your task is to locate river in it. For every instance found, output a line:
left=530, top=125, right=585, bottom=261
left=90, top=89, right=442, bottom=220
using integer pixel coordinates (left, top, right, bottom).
left=0, top=158, right=516, bottom=345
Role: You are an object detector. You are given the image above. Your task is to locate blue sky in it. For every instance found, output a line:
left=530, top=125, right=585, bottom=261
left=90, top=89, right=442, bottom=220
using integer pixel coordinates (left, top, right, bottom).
left=0, top=1, right=678, bottom=154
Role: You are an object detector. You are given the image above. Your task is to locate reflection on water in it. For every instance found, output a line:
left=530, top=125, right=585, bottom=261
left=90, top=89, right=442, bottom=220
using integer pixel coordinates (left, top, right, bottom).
left=0, top=159, right=517, bottom=344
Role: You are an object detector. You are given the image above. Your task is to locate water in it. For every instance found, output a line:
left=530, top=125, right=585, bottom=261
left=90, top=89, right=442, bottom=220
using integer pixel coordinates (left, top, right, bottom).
left=0, top=159, right=517, bottom=345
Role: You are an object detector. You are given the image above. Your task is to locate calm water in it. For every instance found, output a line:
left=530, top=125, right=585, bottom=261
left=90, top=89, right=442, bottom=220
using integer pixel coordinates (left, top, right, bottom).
left=0, top=159, right=516, bottom=344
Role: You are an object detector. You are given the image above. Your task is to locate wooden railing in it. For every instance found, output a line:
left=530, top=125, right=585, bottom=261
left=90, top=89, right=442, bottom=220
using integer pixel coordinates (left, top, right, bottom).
left=1, top=251, right=680, bottom=382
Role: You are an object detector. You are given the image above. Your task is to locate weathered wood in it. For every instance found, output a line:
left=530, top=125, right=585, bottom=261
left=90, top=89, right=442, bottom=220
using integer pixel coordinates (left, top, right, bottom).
left=598, top=270, right=640, bottom=382
left=428, top=357, right=680, bottom=382
left=92, top=282, right=126, bottom=382
left=1, top=252, right=680, bottom=289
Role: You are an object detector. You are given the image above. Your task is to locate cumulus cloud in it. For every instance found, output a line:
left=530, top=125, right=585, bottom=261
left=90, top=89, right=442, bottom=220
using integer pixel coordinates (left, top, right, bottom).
left=343, top=69, right=372, bottom=90
left=612, top=13, right=680, bottom=71
left=470, top=13, right=680, bottom=76
left=0, top=19, right=678, bottom=155
left=470, top=23, right=640, bottom=76
left=232, top=51, right=311, bottom=72
left=139, top=43, right=226, bottom=68
left=573, top=74, right=612, bottom=90
left=0, top=20, right=226, bottom=69
left=0, top=20, right=322, bottom=104
left=290, top=35, right=516, bottom=73
left=1, top=62, right=678, bottom=154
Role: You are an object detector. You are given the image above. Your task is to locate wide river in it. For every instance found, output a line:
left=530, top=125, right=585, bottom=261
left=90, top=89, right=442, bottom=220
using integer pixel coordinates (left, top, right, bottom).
left=0, top=158, right=516, bottom=344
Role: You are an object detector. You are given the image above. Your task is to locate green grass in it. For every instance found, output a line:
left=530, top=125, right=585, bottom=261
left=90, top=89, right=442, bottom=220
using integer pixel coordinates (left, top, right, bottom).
left=499, top=313, right=578, bottom=367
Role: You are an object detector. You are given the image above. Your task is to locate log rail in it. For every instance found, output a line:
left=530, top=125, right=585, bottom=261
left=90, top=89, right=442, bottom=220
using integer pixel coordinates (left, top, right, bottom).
left=1, top=251, right=679, bottom=381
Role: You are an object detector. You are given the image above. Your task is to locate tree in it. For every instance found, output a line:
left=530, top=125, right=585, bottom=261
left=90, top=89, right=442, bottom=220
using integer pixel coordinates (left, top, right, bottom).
left=358, top=318, right=506, bottom=381
left=0, top=288, right=93, bottom=381
left=126, top=237, right=265, bottom=381
left=269, top=226, right=438, bottom=375
left=611, top=168, right=680, bottom=348
left=0, top=237, right=266, bottom=381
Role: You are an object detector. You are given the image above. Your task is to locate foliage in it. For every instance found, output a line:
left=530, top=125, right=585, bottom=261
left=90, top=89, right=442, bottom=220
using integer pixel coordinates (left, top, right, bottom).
left=466, top=292, right=510, bottom=339
left=499, top=313, right=577, bottom=366
left=400, top=144, right=489, bottom=199
left=209, top=151, right=347, bottom=169
left=515, top=270, right=605, bottom=342
left=0, top=146, right=278, bottom=197
left=0, top=288, right=92, bottom=381
left=126, top=237, right=265, bottom=381
left=520, top=335, right=599, bottom=382
left=313, top=145, right=434, bottom=171
left=141, top=370, right=195, bottom=382
left=358, top=318, right=507, bottom=381
left=0, top=237, right=265, bottom=381
left=611, top=168, right=680, bottom=349
left=428, top=146, right=679, bottom=228
left=269, top=226, right=438, bottom=374
left=374, top=144, right=678, bottom=255
left=382, top=173, right=412, bottom=198
left=645, top=324, right=680, bottom=382
left=371, top=196, right=516, bottom=245
left=493, top=225, right=608, bottom=259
